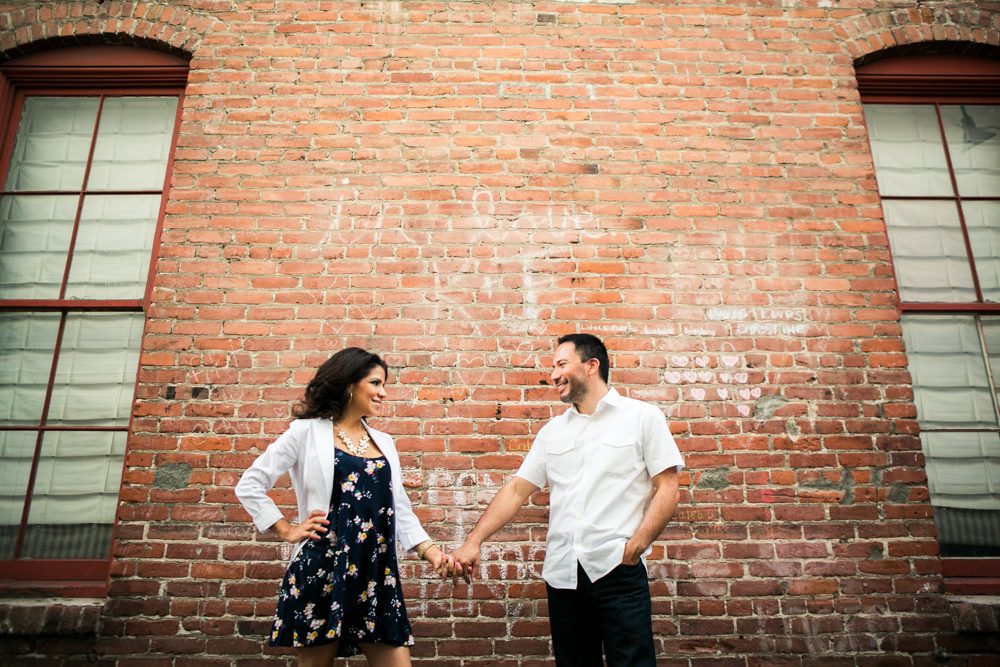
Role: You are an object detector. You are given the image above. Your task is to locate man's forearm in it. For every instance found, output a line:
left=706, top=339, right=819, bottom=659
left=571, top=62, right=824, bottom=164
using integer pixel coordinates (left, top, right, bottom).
left=466, top=476, right=538, bottom=547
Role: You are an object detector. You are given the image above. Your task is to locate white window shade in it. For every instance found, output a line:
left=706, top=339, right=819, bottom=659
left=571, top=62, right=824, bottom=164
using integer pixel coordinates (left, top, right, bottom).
left=0, top=313, right=60, bottom=424
left=25, top=431, right=127, bottom=527
left=65, top=195, right=160, bottom=299
left=862, top=75, right=1000, bottom=559
left=46, top=313, right=144, bottom=427
left=922, top=432, right=1000, bottom=510
left=0, top=430, right=36, bottom=558
left=940, top=105, right=1000, bottom=198
left=903, top=315, right=997, bottom=428
left=904, top=315, right=1000, bottom=513
left=0, top=195, right=78, bottom=299
left=965, top=201, right=1000, bottom=303
left=4, top=97, right=99, bottom=192
left=883, top=200, right=976, bottom=303
left=864, top=104, right=953, bottom=197
left=0, top=51, right=184, bottom=569
left=86, top=97, right=178, bottom=191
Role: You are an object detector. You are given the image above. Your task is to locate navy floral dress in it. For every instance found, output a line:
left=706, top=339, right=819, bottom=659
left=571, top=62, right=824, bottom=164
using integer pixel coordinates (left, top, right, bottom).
left=270, top=449, right=414, bottom=655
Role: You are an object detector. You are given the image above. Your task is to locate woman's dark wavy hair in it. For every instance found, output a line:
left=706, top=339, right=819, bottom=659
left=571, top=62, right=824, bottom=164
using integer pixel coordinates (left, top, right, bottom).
left=293, top=348, right=389, bottom=422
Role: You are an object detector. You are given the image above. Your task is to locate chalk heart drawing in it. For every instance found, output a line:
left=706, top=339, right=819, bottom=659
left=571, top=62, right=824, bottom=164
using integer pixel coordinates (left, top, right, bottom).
left=671, top=356, right=689, bottom=367
left=719, top=372, right=732, bottom=383
left=739, top=388, right=751, bottom=400
left=683, top=371, right=698, bottom=383
left=691, top=388, right=706, bottom=400
left=716, top=388, right=729, bottom=399
left=665, top=371, right=682, bottom=384
left=721, top=355, right=740, bottom=368
left=698, top=371, right=712, bottom=383
left=694, top=356, right=710, bottom=367
left=737, top=405, right=751, bottom=417
left=734, top=372, right=749, bottom=383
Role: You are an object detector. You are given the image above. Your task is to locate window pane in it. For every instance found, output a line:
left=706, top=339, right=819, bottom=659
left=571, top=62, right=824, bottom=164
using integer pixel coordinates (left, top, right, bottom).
left=864, top=104, right=953, bottom=196
left=982, top=317, right=1000, bottom=420
left=47, top=313, right=144, bottom=427
left=922, top=431, right=1000, bottom=509
left=86, top=97, right=178, bottom=191
left=0, top=195, right=78, bottom=299
left=883, top=200, right=975, bottom=303
left=964, top=201, right=1000, bottom=303
left=65, top=195, right=160, bottom=299
left=0, top=430, right=37, bottom=559
left=941, top=105, right=1000, bottom=197
left=0, top=313, right=60, bottom=425
left=22, top=431, right=126, bottom=559
left=902, top=314, right=996, bottom=428
left=3, top=97, right=99, bottom=192
left=934, top=506, right=1000, bottom=557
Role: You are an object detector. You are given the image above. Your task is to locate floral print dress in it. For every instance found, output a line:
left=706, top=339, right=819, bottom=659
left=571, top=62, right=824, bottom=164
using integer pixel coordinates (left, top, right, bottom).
left=270, top=448, right=414, bottom=655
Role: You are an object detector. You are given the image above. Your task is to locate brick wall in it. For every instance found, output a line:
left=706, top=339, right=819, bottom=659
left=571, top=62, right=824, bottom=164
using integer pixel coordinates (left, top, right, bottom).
left=2, top=0, right=1000, bottom=665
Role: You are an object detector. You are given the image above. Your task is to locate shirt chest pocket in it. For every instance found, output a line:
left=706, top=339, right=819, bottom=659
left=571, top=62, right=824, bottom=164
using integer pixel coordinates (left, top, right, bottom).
left=592, top=438, right=642, bottom=477
left=544, top=437, right=581, bottom=484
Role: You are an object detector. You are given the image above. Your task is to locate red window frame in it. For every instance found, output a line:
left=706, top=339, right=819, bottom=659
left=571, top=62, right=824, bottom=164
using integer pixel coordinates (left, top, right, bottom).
left=858, top=52, right=1000, bottom=593
left=0, top=46, right=187, bottom=593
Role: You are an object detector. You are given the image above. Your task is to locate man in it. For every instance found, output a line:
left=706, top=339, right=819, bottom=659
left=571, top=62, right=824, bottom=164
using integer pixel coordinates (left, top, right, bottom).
left=452, top=333, right=684, bottom=667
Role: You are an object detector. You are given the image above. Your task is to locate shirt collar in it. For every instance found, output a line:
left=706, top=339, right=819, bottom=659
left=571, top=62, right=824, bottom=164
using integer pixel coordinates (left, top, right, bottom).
left=569, top=386, right=620, bottom=417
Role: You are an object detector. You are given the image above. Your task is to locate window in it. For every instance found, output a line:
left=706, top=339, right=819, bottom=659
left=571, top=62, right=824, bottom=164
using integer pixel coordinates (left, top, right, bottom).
left=0, top=46, right=186, bottom=587
left=859, top=52, right=1000, bottom=592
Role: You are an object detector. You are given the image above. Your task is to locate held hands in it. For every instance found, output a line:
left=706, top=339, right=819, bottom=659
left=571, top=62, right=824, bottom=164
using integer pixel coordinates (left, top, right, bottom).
left=418, top=541, right=475, bottom=583
left=422, top=545, right=458, bottom=579
left=451, top=540, right=480, bottom=583
left=418, top=542, right=470, bottom=582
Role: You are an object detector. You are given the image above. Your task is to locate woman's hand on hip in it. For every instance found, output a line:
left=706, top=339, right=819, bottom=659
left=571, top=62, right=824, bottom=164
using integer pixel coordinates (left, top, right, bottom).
left=272, top=510, right=329, bottom=543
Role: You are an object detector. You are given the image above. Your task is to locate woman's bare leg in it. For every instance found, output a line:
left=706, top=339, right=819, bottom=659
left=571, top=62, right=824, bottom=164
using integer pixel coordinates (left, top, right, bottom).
left=296, top=641, right=339, bottom=667
left=359, top=643, right=412, bottom=667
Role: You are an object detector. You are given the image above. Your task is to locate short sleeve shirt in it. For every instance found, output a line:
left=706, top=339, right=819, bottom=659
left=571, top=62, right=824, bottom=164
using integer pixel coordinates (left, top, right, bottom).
left=516, top=387, right=684, bottom=589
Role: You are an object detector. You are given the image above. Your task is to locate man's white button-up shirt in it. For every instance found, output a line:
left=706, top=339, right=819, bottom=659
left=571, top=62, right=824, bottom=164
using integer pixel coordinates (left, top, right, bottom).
left=515, top=387, right=684, bottom=589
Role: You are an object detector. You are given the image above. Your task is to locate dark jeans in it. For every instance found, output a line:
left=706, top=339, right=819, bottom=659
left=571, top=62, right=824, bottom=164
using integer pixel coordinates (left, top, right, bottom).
left=546, top=561, right=655, bottom=667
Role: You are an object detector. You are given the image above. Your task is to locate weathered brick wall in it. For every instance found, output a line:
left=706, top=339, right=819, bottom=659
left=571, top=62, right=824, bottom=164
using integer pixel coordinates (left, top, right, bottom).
left=3, top=0, right=1000, bottom=665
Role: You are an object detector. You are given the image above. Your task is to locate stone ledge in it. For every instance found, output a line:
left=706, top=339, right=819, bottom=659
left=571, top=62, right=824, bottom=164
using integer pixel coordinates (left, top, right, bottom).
left=0, top=599, right=103, bottom=636
left=948, top=595, right=1000, bottom=634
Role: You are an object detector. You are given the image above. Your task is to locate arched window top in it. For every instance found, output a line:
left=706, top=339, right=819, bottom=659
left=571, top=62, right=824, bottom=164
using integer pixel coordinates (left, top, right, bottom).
left=4, top=44, right=188, bottom=68
left=858, top=53, right=1000, bottom=77
left=1, top=44, right=188, bottom=88
left=857, top=52, right=1000, bottom=100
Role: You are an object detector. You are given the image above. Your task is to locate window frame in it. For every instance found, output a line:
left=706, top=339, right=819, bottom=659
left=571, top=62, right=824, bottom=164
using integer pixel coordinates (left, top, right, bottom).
left=858, top=52, right=1000, bottom=593
left=0, top=45, right=187, bottom=591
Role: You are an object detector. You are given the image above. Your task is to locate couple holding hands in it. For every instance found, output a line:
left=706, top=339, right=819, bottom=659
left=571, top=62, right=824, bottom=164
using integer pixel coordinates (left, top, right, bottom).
left=236, top=334, right=684, bottom=667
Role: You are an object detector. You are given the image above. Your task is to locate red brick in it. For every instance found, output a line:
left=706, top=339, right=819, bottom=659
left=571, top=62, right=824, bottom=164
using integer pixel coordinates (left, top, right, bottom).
left=3, top=2, right=993, bottom=666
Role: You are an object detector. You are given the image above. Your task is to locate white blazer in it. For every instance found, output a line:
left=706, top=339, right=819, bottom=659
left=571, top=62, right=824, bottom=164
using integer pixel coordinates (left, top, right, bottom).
left=235, top=418, right=430, bottom=565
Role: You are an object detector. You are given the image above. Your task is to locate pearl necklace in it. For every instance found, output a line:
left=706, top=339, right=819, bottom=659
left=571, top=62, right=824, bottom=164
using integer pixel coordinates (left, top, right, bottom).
left=336, top=428, right=371, bottom=457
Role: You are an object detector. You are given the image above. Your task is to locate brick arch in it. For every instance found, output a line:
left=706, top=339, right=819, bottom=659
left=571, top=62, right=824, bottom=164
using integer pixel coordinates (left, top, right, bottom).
left=838, top=4, right=1000, bottom=65
left=0, top=0, right=221, bottom=62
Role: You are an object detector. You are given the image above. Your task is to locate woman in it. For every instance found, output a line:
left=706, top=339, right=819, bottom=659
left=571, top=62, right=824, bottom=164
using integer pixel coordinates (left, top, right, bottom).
left=236, top=348, right=453, bottom=666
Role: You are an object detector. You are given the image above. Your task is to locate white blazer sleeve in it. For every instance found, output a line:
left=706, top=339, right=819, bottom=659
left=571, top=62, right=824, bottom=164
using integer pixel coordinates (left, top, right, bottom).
left=393, top=475, right=431, bottom=552
left=384, top=436, right=431, bottom=552
left=235, top=421, right=304, bottom=533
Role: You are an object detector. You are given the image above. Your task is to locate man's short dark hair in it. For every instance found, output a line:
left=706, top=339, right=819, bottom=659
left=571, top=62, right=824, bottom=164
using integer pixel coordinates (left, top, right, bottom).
left=557, top=333, right=610, bottom=383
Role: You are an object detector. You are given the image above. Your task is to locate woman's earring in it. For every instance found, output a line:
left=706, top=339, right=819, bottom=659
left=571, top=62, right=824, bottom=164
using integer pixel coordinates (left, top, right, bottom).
left=348, top=392, right=353, bottom=403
